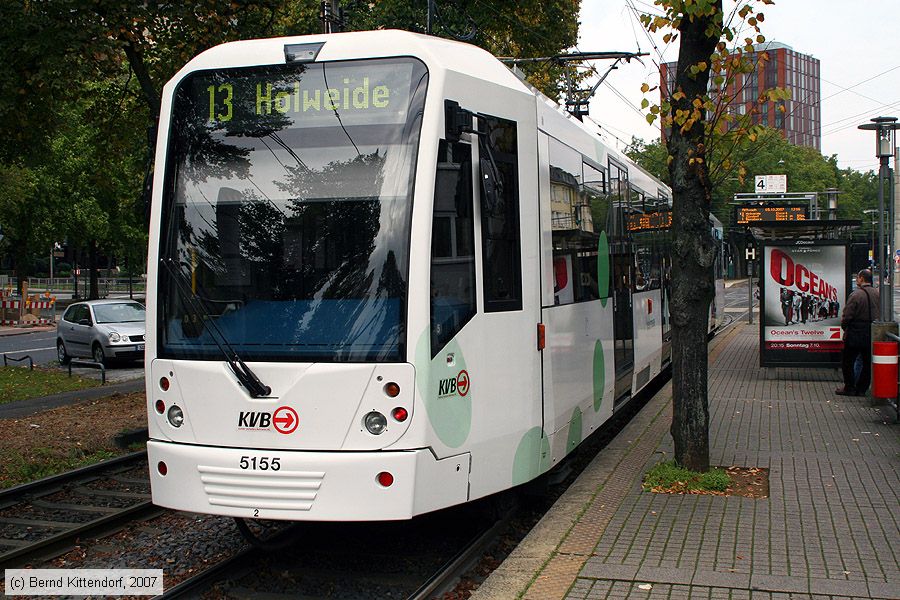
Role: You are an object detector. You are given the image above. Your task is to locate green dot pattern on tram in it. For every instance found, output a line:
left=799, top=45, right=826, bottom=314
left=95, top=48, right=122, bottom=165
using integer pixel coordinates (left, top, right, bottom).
left=593, top=340, right=605, bottom=412
left=597, top=231, right=609, bottom=307
left=414, top=329, right=472, bottom=448
left=566, top=406, right=583, bottom=452
left=512, top=426, right=552, bottom=486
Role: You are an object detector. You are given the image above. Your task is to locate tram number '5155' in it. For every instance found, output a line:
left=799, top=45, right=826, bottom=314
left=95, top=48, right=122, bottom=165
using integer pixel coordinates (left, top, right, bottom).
left=239, top=456, right=281, bottom=471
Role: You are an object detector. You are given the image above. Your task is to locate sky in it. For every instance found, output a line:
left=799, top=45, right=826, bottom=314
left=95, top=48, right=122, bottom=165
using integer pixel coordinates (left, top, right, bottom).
left=577, top=0, right=900, bottom=173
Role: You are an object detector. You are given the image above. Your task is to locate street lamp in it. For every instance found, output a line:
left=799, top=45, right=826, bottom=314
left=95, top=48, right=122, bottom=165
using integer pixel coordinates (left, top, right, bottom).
left=857, top=116, right=900, bottom=322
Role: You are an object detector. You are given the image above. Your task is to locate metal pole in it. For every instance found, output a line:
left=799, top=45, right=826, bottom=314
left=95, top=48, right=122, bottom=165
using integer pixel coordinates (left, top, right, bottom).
left=889, top=158, right=896, bottom=320
left=879, top=156, right=889, bottom=321
left=748, top=269, right=753, bottom=324
left=427, top=0, right=434, bottom=34
left=895, top=147, right=900, bottom=320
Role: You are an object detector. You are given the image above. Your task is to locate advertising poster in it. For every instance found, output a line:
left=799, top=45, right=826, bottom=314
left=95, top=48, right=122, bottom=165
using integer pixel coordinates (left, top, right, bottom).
left=760, top=241, right=848, bottom=367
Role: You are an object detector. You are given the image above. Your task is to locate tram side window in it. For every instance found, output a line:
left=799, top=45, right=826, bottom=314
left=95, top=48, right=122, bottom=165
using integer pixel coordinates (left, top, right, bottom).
left=431, top=140, right=477, bottom=356
left=549, top=140, right=600, bottom=305
left=583, top=162, right=611, bottom=301
left=478, top=115, right=522, bottom=312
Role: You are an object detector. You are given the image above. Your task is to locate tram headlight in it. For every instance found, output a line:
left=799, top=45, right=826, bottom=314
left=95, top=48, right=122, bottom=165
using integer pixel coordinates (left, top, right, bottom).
left=108, top=331, right=121, bottom=343
left=364, top=411, right=387, bottom=435
left=167, top=405, right=184, bottom=428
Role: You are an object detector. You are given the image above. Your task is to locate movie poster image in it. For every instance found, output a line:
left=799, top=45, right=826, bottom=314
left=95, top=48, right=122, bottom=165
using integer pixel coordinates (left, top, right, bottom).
left=761, top=242, right=848, bottom=365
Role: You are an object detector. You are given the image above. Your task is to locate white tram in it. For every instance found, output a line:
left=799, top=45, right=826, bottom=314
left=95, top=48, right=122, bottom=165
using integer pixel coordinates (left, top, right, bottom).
left=145, top=30, right=726, bottom=521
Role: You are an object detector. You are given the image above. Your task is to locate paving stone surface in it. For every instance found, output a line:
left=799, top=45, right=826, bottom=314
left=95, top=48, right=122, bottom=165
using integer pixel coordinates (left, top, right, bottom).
left=567, top=323, right=900, bottom=599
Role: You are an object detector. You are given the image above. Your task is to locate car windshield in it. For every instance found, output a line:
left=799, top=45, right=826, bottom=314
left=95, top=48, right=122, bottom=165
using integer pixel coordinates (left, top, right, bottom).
left=93, top=303, right=146, bottom=324
left=158, top=57, right=428, bottom=362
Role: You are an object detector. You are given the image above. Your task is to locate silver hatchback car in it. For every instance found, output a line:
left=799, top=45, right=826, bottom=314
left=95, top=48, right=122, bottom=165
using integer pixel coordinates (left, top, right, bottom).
left=56, top=300, right=146, bottom=365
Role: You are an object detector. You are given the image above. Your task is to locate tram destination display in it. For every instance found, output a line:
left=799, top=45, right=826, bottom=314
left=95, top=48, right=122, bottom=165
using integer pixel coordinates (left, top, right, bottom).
left=735, top=205, right=807, bottom=225
left=626, top=209, right=672, bottom=231
left=186, top=60, right=416, bottom=130
left=759, top=241, right=849, bottom=367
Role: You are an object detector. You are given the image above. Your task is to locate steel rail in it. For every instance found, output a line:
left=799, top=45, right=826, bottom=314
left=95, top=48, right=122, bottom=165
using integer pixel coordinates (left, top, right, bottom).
left=408, top=515, right=510, bottom=600
left=0, top=451, right=157, bottom=569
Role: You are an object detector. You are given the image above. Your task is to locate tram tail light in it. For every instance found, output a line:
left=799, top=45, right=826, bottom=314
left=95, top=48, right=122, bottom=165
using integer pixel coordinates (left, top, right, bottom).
left=155, top=399, right=165, bottom=414
left=377, top=471, right=394, bottom=487
left=391, top=407, right=408, bottom=422
left=383, top=382, right=401, bottom=397
left=157, top=461, right=168, bottom=476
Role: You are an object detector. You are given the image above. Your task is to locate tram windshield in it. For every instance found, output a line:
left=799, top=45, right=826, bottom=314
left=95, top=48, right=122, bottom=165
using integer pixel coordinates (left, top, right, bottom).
left=159, top=58, right=428, bottom=362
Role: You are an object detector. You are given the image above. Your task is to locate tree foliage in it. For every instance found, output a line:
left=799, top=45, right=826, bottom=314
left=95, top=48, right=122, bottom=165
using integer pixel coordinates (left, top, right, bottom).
left=346, top=0, right=580, bottom=99
left=627, top=131, right=879, bottom=227
left=0, top=0, right=579, bottom=293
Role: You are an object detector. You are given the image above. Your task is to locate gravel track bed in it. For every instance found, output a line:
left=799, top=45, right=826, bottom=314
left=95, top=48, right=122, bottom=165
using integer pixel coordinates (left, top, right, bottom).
left=38, top=490, right=144, bottom=509
left=0, top=522, right=61, bottom=542
left=0, top=504, right=98, bottom=524
left=83, top=477, right=150, bottom=493
left=50, top=512, right=247, bottom=588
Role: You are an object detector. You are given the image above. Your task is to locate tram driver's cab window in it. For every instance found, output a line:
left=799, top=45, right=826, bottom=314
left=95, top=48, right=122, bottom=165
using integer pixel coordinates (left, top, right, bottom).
left=431, top=139, right=476, bottom=356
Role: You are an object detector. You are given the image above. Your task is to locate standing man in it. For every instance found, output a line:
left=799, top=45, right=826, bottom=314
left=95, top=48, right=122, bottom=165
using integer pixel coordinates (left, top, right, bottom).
left=837, top=269, right=880, bottom=396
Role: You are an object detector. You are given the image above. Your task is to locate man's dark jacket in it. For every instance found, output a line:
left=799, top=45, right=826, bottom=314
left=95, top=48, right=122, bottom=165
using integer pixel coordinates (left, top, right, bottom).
left=840, top=284, right=879, bottom=344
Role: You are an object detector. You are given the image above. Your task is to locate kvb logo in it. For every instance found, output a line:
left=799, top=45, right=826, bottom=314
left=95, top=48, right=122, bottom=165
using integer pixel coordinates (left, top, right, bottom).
left=238, top=406, right=298, bottom=434
left=438, top=370, right=471, bottom=398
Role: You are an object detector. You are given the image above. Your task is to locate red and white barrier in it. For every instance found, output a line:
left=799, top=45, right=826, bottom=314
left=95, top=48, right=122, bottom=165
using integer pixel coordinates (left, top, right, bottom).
left=872, top=341, right=899, bottom=400
left=0, top=298, right=56, bottom=326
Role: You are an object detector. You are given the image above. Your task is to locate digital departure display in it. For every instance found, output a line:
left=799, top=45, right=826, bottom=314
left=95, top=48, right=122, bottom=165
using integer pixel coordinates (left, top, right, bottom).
left=736, top=205, right=807, bottom=225
left=627, top=210, right=672, bottom=232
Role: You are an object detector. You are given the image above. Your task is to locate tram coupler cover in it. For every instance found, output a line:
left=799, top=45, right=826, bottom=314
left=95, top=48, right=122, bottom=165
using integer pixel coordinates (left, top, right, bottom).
left=872, top=341, right=898, bottom=399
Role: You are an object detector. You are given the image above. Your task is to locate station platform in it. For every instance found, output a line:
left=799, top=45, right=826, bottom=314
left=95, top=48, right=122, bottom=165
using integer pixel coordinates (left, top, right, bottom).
left=473, top=322, right=900, bottom=600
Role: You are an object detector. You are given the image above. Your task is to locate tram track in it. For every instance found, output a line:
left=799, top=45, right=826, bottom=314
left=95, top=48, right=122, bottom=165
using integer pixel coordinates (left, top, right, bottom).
left=0, top=450, right=160, bottom=569
left=152, top=506, right=502, bottom=600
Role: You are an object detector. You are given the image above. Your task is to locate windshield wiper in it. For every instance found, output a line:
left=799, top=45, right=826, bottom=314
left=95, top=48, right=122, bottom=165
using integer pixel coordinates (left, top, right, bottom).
left=160, top=258, right=272, bottom=398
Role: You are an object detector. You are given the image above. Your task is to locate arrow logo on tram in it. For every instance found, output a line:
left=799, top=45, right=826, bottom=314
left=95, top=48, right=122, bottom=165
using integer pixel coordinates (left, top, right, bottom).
left=272, top=406, right=299, bottom=434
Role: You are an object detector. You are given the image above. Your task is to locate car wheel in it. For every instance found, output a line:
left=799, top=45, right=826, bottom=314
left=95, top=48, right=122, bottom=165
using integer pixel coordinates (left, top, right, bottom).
left=92, top=343, right=106, bottom=366
left=57, top=340, right=70, bottom=365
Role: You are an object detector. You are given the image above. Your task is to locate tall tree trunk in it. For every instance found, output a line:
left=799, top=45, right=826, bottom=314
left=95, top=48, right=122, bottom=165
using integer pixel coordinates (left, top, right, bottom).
left=666, top=2, right=722, bottom=473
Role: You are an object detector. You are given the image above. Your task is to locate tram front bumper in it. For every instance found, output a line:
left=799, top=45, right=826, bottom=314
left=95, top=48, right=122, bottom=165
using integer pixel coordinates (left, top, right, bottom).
left=147, top=440, right=470, bottom=521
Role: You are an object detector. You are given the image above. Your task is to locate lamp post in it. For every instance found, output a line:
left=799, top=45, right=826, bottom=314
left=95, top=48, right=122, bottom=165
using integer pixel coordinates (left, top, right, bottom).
left=858, top=116, right=900, bottom=322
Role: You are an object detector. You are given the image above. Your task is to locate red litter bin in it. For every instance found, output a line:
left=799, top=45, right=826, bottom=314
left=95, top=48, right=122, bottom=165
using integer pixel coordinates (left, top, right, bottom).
left=872, top=341, right=898, bottom=399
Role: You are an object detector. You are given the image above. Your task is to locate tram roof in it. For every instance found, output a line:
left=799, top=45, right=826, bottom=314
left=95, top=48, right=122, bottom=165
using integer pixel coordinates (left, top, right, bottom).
left=171, top=29, right=532, bottom=95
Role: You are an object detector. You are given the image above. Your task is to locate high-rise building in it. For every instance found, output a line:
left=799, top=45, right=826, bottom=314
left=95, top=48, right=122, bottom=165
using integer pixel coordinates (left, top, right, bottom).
left=660, top=43, right=821, bottom=150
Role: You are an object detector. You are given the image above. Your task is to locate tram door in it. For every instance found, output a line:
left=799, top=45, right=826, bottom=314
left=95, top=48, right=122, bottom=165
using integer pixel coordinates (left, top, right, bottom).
left=609, top=160, right=634, bottom=402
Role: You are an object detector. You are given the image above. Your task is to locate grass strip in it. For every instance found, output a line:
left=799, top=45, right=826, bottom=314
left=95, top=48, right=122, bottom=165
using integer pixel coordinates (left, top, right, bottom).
left=0, top=366, right=101, bottom=405
left=0, top=447, right=122, bottom=489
